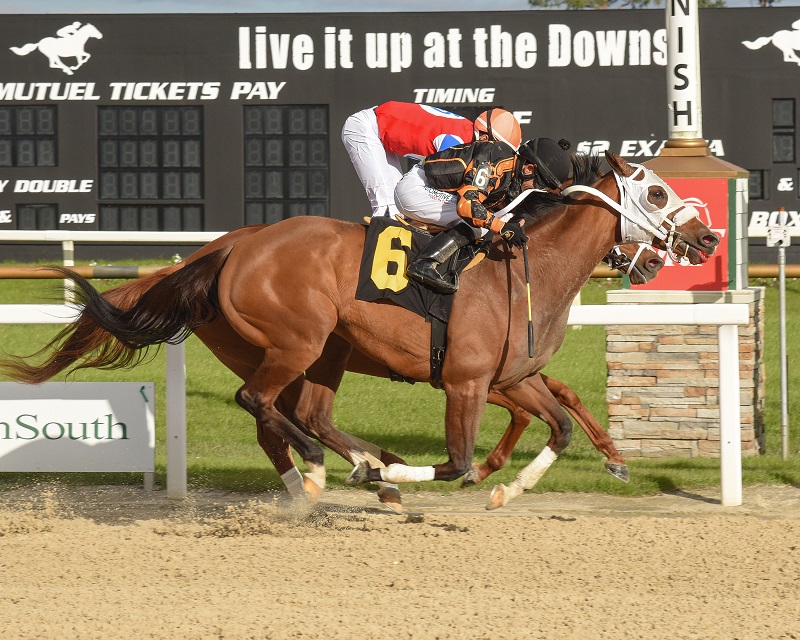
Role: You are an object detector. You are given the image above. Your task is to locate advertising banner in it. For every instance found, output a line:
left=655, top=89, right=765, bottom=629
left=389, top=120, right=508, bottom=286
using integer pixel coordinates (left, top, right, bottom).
left=0, top=381, right=154, bottom=472
left=634, top=177, right=730, bottom=291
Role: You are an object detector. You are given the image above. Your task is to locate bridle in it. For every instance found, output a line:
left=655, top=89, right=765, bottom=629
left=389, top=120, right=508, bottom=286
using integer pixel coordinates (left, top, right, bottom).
left=562, top=163, right=700, bottom=262
left=604, top=244, right=650, bottom=275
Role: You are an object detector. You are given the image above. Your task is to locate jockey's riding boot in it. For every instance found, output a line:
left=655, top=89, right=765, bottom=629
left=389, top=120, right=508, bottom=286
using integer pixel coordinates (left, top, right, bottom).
left=406, top=224, right=474, bottom=294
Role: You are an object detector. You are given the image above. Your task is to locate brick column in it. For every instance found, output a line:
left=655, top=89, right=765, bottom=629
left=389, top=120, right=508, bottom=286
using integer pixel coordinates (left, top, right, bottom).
left=605, top=287, right=765, bottom=458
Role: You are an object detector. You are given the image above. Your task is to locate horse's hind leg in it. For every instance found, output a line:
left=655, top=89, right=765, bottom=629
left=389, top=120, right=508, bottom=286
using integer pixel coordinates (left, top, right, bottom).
left=46, top=54, right=73, bottom=75
left=236, top=359, right=328, bottom=501
left=255, top=421, right=325, bottom=501
left=294, top=336, right=405, bottom=512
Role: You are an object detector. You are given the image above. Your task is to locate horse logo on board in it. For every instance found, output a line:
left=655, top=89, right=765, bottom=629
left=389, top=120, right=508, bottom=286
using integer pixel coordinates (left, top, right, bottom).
left=742, top=18, right=800, bottom=65
left=10, top=22, right=103, bottom=75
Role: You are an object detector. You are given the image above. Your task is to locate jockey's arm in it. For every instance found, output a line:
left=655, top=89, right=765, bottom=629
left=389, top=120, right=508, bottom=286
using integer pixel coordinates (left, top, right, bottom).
left=455, top=186, right=505, bottom=234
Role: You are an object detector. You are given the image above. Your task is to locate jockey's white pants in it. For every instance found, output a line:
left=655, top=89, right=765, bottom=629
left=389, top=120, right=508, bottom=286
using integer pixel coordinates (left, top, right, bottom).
left=393, top=165, right=487, bottom=239
left=341, top=108, right=403, bottom=219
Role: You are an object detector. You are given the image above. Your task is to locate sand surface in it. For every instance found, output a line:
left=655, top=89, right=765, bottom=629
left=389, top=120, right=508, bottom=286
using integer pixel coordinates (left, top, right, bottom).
left=1, top=483, right=799, bottom=640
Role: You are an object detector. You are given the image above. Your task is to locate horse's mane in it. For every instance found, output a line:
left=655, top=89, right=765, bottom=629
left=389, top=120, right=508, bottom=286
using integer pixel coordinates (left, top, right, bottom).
left=516, top=153, right=605, bottom=223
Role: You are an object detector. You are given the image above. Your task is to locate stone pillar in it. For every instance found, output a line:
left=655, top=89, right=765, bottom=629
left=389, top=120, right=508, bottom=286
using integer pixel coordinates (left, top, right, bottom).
left=605, top=287, right=765, bottom=458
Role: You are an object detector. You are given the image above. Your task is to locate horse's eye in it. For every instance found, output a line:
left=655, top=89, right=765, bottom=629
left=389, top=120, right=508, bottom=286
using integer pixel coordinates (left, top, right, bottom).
left=651, top=188, right=666, bottom=201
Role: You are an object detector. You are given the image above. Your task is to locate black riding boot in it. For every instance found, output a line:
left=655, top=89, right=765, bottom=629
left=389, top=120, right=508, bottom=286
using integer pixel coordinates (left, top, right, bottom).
left=406, top=224, right=473, bottom=293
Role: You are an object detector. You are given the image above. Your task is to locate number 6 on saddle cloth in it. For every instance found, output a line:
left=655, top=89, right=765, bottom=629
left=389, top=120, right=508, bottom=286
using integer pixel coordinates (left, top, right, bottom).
left=356, top=216, right=486, bottom=387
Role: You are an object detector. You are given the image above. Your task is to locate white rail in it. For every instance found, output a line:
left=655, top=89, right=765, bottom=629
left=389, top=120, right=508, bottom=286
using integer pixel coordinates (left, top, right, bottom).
left=0, top=230, right=223, bottom=243
left=1, top=303, right=749, bottom=506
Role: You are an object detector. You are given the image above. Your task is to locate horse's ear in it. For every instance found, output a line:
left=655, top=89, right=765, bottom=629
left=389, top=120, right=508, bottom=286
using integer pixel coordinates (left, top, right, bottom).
left=605, top=151, right=636, bottom=178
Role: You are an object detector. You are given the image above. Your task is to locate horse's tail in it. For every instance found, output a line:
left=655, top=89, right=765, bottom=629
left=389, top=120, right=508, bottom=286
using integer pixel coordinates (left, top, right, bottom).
left=742, top=36, right=772, bottom=50
left=9, top=43, right=38, bottom=56
left=0, top=246, right=233, bottom=385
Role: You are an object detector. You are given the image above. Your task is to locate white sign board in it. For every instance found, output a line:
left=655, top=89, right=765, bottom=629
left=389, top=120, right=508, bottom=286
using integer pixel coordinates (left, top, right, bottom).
left=0, top=382, right=154, bottom=472
left=748, top=209, right=800, bottom=238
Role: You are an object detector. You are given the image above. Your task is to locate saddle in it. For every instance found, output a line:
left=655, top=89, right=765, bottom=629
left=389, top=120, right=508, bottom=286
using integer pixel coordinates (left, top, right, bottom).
left=356, top=215, right=491, bottom=388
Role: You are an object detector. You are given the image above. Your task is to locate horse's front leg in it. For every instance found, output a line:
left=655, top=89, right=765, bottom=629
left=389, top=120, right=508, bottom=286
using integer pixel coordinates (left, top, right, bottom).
left=486, top=376, right=573, bottom=510
left=463, top=389, right=532, bottom=486
left=348, top=381, right=488, bottom=485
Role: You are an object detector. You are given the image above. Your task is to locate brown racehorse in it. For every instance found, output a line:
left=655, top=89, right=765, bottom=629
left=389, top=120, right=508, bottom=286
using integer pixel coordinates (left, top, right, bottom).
left=68, top=226, right=660, bottom=512
left=0, top=152, right=718, bottom=509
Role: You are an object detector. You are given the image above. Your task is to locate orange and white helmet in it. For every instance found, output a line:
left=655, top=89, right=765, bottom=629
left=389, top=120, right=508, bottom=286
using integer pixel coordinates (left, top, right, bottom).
left=474, top=108, right=522, bottom=150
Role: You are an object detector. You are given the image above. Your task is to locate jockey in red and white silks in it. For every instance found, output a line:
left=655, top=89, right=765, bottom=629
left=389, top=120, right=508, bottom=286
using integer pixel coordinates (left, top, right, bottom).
left=341, top=102, right=521, bottom=219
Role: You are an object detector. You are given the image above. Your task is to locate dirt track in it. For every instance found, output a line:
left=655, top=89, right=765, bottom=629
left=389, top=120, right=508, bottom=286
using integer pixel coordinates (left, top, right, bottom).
left=1, top=483, right=799, bottom=640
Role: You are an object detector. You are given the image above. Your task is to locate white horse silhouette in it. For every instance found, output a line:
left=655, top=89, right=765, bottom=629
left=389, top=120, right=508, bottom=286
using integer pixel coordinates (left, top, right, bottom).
left=743, top=18, right=800, bottom=66
left=10, top=23, right=103, bottom=75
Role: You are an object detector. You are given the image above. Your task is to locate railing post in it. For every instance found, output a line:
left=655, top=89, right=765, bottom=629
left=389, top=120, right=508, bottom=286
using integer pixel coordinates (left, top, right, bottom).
left=718, top=323, right=743, bottom=507
left=166, top=341, right=187, bottom=499
left=62, top=239, right=75, bottom=304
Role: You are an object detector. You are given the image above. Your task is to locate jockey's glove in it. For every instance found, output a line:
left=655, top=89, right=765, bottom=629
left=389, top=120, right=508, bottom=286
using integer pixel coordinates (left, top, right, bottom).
left=500, top=220, right=529, bottom=247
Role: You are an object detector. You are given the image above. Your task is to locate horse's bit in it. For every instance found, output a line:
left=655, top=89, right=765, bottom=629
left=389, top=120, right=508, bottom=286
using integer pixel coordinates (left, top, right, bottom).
left=605, top=243, right=650, bottom=275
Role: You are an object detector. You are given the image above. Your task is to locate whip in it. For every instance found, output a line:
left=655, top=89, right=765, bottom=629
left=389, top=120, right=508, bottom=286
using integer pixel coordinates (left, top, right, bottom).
left=521, top=242, right=534, bottom=358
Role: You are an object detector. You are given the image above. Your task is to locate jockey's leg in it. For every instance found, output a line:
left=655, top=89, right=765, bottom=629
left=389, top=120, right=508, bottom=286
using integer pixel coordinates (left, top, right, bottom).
left=394, top=165, right=483, bottom=293
left=341, top=108, right=403, bottom=218
left=406, top=223, right=474, bottom=293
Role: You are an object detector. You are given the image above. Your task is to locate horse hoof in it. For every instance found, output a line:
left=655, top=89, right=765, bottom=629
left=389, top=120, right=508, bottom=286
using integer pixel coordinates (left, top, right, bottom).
left=377, top=487, right=403, bottom=514
left=461, top=465, right=481, bottom=487
left=347, top=461, right=370, bottom=486
left=605, top=463, right=630, bottom=483
left=302, top=476, right=324, bottom=501
left=486, top=484, right=508, bottom=510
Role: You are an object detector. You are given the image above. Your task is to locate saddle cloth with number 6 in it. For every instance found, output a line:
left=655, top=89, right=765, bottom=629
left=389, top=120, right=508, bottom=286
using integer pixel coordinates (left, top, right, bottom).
left=355, top=216, right=455, bottom=325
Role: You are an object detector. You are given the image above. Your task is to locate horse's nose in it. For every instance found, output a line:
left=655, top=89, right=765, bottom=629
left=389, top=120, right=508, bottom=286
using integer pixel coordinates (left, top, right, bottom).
left=647, top=257, right=664, bottom=271
left=702, top=232, right=720, bottom=249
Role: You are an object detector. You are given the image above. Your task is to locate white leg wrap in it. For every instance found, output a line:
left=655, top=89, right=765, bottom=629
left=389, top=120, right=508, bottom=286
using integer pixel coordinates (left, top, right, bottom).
left=380, top=464, right=435, bottom=484
left=280, top=467, right=306, bottom=497
left=514, top=447, right=558, bottom=491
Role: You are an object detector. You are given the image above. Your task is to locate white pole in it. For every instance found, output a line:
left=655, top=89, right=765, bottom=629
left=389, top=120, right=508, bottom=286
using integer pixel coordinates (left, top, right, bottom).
left=62, top=239, right=75, bottom=304
left=718, top=324, right=742, bottom=507
left=166, top=341, right=187, bottom=499
left=666, top=0, right=703, bottom=143
left=779, top=244, right=789, bottom=460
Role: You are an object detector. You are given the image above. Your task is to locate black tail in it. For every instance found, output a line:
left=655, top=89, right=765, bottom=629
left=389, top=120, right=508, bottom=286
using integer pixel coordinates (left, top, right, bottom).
left=0, top=246, right=232, bottom=384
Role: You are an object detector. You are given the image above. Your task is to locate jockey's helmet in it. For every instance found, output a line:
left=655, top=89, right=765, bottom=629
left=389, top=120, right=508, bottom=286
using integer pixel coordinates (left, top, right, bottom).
left=517, top=138, right=573, bottom=190
left=474, top=109, right=522, bottom=151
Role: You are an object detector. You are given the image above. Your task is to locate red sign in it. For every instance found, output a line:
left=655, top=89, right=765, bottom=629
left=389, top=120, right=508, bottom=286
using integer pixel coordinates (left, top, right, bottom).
left=634, top=177, right=729, bottom=291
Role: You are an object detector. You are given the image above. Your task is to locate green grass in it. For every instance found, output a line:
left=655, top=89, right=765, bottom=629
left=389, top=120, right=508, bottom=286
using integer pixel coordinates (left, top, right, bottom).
left=1, top=262, right=799, bottom=496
